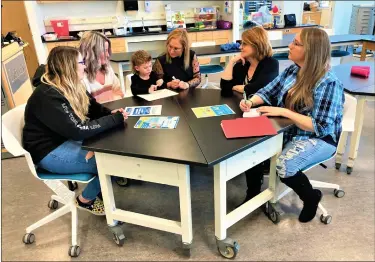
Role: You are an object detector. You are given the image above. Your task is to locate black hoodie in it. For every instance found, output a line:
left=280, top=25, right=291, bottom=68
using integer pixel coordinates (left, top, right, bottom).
left=22, top=65, right=125, bottom=164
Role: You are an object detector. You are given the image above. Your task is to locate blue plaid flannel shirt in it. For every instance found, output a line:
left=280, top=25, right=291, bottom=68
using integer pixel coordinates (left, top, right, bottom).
left=256, top=64, right=345, bottom=144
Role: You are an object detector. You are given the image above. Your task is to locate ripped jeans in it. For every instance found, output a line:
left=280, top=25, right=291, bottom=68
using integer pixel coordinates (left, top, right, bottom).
left=276, top=138, right=336, bottom=178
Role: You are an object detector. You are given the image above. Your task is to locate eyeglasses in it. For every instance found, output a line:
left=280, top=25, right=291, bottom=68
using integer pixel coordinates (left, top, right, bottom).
left=167, top=44, right=183, bottom=52
left=292, top=39, right=303, bottom=47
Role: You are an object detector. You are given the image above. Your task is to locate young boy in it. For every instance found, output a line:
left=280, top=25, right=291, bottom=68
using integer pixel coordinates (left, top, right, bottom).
left=130, top=50, right=166, bottom=95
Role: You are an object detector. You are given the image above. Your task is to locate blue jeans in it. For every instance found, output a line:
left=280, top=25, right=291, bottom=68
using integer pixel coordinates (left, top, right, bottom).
left=276, top=138, right=336, bottom=178
left=38, top=140, right=100, bottom=201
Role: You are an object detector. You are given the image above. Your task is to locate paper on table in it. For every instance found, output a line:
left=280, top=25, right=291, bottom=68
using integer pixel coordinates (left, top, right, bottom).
left=137, top=89, right=178, bottom=101
left=125, top=105, right=162, bottom=116
left=243, top=109, right=261, bottom=118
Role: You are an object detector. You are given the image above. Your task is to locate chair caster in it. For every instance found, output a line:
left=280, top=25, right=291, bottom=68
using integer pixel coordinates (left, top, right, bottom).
left=110, top=226, right=125, bottom=247
left=264, top=202, right=280, bottom=224
left=320, top=214, right=332, bottom=224
left=115, top=177, right=130, bottom=187
left=68, top=181, right=78, bottom=191
left=335, top=163, right=341, bottom=170
left=47, top=199, right=58, bottom=210
left=334, top=189, right=345, bottom=198
left=22, top=233, right=35, bottom=244
left=216, top=238, right=239, bottom=259
left=346, top=167, right=353, bottom=175
left=68, top=245, right=81, bottom=257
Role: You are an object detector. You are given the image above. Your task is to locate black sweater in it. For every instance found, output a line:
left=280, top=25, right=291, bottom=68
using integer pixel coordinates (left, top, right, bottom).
left=220, top=57, right=279, bottom=98
left=23, top=66, right=124, bottom=164
left=130, top=71, right=166, bottom=95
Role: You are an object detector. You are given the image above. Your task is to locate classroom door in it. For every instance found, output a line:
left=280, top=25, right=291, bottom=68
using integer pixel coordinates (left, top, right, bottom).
left=2, top=0, right=39, bottom=77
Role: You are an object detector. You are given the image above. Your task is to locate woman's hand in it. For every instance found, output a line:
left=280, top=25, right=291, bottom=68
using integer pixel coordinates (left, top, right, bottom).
left=232, top=85, right=245, bottom=93
left=178, top=81, right=189, bottom=89
left=239, top=99, right=251, bottom=112
left=230, top=54, right=246, bottom=65
left=149, top=85, right=158, bottom=93
left=167, top=79, right=180, bottom=89
left=111, top=108, right=129, bottom=120
left=257, top=106, right=286, bottom=117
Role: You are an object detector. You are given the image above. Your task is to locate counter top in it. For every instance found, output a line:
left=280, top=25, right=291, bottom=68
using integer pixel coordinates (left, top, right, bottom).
left=41, top=27, right=232, bottom=43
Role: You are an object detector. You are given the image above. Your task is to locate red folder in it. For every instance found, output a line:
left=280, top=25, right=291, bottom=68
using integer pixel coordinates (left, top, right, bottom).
left=221, top=116, right=277, bottom=139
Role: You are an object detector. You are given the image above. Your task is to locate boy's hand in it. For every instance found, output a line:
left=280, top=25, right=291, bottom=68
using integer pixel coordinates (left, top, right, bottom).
left=149, top=85, right=158, bottom=93
left=156, top=79, right=164, bottom=87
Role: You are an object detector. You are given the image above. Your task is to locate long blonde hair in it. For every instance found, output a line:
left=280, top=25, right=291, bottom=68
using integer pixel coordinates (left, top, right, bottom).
left=242, top=26, right=273, bottom=61
left=166, top=29, right=190, bottom=70
left=286, top=28, right=331, bottom=111
left=79, top=31, right=112, bottom=82
left=42, top=46, right=89, bottom=122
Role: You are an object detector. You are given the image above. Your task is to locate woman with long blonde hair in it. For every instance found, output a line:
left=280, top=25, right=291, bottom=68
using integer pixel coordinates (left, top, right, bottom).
left=79, top=31, right=124, bottom=103
left=239, top=28, right=344, bottom=223
left=153, top=28, right=201, bottom=89
left=23, top=46, right=128, bottom=215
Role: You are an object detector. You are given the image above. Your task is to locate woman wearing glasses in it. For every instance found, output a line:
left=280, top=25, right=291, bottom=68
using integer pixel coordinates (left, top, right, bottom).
left=79, top=31, right=124, bottom=103
left=153, top=28, right=201, bottom=89
left=240, top=28, right=344, bottom=223
left=23, top=46, right=128, bottom=215
left=221, top=26, right=279, bottom=208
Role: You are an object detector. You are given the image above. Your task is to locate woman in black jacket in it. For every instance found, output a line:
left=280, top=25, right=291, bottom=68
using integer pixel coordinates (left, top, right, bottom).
left=220, top=26, right=279, bottom=207
left=23, top=46, right=128, bottom=215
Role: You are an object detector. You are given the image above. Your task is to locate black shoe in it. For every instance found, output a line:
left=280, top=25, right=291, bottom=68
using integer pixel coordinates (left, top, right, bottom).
left=280, top=171, right=322, bottom=223
left=75, top=196, right=105, bottom=216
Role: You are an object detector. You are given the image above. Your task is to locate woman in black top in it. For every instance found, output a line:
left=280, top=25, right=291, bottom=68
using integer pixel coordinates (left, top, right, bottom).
left=153, top=28, right=201, bottom=89
left=23, top=46, right=128, bottom=216
left=220, top=26, right=279, bottom=208
left=220, top=26, right=279, bottom=97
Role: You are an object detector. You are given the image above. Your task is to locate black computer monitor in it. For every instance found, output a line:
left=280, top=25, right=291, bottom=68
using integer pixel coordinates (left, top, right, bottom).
left=124, top=0, right=138, bottom=11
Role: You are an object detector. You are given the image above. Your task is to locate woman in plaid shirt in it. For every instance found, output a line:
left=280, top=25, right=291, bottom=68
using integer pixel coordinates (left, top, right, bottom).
left=240, top=28, right=344, bottom=223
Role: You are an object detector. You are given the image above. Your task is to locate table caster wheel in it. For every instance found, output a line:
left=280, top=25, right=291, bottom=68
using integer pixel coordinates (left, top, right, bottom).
left=68, top=245, right=81, bottom=257
left=115, top=177, right=130, bottom=187
left=22, top=233, right=35, bottom=244
left=335, top=163, right=341, bottom=170
left=346, top=167, right=353, bottom=175
left=320, top=214, right=332, bottom=224
left=182, top=243, right=191, bottom=257
left=110, top=226, right=125, bottom=246
left=48, top=199, right=58, bottom=210
left=334, top=189, right=345, bottom=198
left=68, top=181, right=78, bottom=191
left=216, top=238, right=240, bottom=259
left=264, top=202, right=280, bottom=224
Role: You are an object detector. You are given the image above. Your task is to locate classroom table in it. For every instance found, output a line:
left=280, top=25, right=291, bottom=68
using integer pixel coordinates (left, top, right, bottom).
left=333, top=62, right=375, bottom=174
left=83, top=89, right=293, bottom=258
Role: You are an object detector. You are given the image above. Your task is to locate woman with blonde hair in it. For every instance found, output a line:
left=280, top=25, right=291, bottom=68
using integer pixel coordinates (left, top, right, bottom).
left=221, top=26, right=279, bottom=207
left=79, top=31, right=124, bottom=103
left=153, top=28, right=201, bottom=89
left=240, top=28, right=344, bottom=223
left=23, top=46, right=128, bottom=215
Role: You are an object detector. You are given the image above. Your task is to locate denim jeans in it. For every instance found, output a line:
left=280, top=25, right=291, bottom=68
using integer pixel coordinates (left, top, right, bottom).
left=38, top=140, right=100, bottom=201
left=276, top=138, right=336, bottom=178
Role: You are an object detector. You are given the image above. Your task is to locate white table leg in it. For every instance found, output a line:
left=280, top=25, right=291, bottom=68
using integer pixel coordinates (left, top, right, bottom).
left=347, top=96, right=366, bottom=173
left=335, top=131, right=349, bottom=169
left=214, top=161, right=227, bottom=241
left=178, top=165, right=193, bottom=247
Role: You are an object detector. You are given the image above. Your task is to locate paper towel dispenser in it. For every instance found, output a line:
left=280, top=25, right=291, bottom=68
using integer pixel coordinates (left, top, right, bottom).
left=124, top=1, right=138, bottom=11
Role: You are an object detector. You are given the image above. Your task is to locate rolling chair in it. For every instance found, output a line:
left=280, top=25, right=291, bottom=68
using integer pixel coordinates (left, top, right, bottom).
left=1, top=104, right=97, bottom=257
left=265, top=93, right=357, bottom=224
left=191, top=41, right=223, bottom=89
